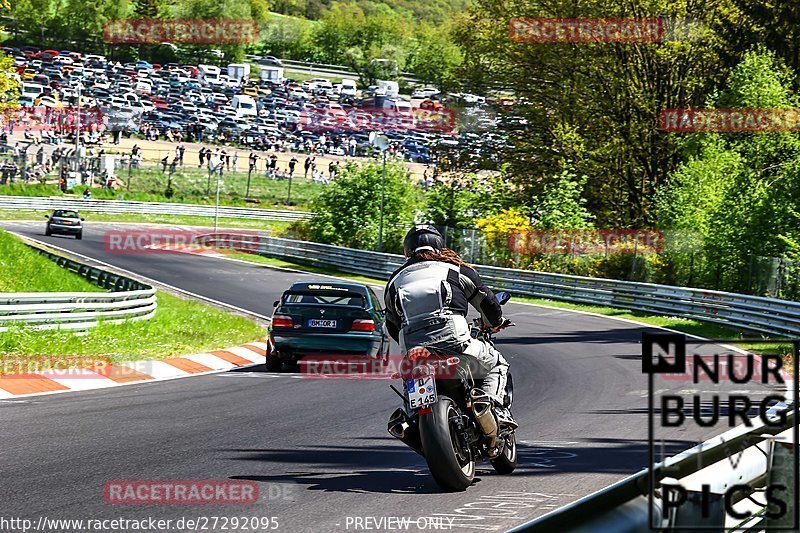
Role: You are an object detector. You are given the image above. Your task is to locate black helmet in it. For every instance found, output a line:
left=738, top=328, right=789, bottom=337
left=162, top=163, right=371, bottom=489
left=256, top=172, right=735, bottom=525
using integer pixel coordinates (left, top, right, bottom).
left=403, top=225, right=444, bottom=257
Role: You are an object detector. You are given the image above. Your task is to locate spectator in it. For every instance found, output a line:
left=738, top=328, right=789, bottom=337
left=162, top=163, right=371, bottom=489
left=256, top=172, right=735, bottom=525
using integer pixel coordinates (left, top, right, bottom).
left=83, top=188, right=91, bottom=199
left=232, top=152, right=239, bottom=173
left=304, top=156, right=312, bottom=178
left=177, top=144, right=185, bottom=166
left=248, top=152, right=258, bottom=172
left=199, top=147, right=207, bottom=167
left=349, top=137, right=357, bottom=157
left=288, top=156, right=298, bottom=177
left=161, top=155, right=169, bottom=173
left=269, top=153, right=278, bottom=177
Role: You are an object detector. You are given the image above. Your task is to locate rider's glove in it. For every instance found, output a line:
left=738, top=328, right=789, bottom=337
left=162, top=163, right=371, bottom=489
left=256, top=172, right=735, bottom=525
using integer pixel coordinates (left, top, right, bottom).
left=489, top=318, right=513, bottom=333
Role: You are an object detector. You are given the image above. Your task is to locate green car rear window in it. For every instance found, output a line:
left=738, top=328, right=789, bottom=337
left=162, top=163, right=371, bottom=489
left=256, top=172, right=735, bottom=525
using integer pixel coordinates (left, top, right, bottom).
left=284, top=292, right=364, bottom=307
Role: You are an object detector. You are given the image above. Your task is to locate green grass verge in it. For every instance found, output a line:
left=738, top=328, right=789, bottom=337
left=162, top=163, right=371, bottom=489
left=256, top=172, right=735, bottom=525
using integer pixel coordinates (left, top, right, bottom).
left=0, top=208, right=294, bottom=231
left=0, top=231, right=103, bottom=292
left=227, top=251, right=385, bottom=286
left=226, top=250, right=794, bottom=365
left=0, top=170, right=322, bottom=211
left=0, top=292, right=265, bottom=362
left=0, top=230, right=265, bottom=363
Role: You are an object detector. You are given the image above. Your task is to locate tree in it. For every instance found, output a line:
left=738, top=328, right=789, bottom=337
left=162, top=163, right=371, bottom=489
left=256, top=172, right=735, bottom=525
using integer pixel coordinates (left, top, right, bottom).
left=0, top=53, right=20, bottom=112
left=455, top=0, right=735, bottom=227
left=656, top=48, right=800, bottom=295
left=407, top=22, right=463, bottom=91
left=533, top=170, right=594, bottom=230
left=717, top=0, right=800, bottom=85
left=308, top=161, right=421, bottom=253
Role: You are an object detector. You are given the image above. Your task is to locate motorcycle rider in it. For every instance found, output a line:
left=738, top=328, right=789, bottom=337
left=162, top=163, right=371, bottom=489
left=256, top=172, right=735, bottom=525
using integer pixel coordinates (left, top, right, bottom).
left=384, top=225, right=517, bottom=427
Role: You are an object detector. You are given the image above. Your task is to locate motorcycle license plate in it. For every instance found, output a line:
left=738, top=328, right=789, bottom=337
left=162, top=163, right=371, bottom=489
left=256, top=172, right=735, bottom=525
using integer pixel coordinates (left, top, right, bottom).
left=407, top=376, right=437, bottom=409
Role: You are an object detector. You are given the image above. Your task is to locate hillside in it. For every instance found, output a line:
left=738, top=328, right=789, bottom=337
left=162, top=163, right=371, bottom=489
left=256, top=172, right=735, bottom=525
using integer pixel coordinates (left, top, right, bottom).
left=270, top=0, right=471, bottom=25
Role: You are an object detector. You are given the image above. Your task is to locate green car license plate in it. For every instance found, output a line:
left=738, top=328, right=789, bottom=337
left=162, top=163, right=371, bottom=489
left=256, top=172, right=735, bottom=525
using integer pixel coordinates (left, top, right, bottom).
left=308, top=319, right=337, bottom=328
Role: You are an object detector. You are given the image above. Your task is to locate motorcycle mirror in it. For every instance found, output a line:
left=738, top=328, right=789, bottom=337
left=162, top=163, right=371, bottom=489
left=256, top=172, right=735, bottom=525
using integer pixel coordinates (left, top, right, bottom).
left=495, top=291, right=511, bottom=305
left=273, top=300, right=279, bottom=307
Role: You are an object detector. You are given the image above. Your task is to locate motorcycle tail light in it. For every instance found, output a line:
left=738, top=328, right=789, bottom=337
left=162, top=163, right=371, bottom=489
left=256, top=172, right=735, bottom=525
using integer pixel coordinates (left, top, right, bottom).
left=271, top=315, right=293, bottom=328
left=407, top=347, right=430, bottom=361
left=350, top=319, right=375, bottom=332
left=412, top=365, right=431, bottom=378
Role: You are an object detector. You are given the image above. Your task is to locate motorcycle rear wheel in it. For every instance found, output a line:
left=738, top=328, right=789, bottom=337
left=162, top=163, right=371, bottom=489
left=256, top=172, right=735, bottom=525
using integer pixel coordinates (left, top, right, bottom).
left=419, top=395, right=475, bottom=491
left=490, top=431, right=517, bottom=474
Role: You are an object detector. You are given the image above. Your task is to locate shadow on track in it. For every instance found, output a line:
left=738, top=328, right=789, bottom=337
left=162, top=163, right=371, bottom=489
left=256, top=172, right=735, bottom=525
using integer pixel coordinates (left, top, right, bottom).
left=223, top=438, right=695, bottom=494
left=497, top=326, right=647, bottom=346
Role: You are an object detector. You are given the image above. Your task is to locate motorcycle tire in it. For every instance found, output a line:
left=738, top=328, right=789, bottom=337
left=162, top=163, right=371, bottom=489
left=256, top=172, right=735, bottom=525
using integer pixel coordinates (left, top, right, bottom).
left=490, top=431, right=518, bottom=474
left=419, top=395, right=475, bottom=491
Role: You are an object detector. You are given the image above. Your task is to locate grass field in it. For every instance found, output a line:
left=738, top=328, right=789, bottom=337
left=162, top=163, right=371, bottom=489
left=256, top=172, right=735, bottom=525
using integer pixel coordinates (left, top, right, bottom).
left=0, top=231, right=103, bottom=292
left=0, top=168, right=323, bottom=211
left=0, top=209, right=294, bottom=231
left=0, top=230, right=265, bottom=364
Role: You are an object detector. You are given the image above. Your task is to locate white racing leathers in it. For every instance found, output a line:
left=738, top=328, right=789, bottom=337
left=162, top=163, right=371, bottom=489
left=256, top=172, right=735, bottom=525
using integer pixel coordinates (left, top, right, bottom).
left=384, top=258, right=509, bottom=404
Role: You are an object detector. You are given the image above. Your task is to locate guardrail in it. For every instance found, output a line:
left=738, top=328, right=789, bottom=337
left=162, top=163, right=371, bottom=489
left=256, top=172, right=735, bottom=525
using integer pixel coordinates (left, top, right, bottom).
left=0, top=241, right=156, bottom=331
left=0, top=196, right=312, bottom=222
left=246, top=55, right=422, bottom=84
left=201, top=233, right=800, bottom=337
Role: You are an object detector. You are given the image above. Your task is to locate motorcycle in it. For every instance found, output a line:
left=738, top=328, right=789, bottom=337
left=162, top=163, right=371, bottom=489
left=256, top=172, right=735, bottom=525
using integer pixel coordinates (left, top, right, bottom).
left=387, top=291, right=517, bottom=491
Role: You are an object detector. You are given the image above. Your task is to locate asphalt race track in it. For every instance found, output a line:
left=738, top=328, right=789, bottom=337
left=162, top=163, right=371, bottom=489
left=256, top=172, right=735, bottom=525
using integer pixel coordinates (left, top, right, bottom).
left=0, top=221, right=782, bottom=532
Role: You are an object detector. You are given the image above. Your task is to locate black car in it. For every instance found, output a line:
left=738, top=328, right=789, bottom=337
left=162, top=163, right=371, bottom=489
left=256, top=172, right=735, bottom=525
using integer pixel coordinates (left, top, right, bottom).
left=45, top=209, right=84, bottom=239
left=266, top=282, right=390, bottom=371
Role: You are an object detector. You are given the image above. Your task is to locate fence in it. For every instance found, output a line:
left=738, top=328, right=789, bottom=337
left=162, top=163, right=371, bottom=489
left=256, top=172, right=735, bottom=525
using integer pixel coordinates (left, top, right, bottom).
left=201, top=233, right=800, bottom=337
left=0, top=241, right=156, bottom=331
left=0, top=195, right=311, bottom=222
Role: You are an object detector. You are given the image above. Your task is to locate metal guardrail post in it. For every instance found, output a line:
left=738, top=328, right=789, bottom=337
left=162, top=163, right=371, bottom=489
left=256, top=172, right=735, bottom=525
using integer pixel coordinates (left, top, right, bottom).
left=668, top=488, right=726, bottom=530
left=765, top=442, right=798, bottom=529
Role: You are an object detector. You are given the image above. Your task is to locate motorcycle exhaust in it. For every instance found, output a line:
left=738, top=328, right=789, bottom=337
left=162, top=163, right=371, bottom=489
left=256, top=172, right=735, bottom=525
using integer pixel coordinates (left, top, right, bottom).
left=387, top=408, right=424, bottom=456
left=470, top=389, right=497, bottom=449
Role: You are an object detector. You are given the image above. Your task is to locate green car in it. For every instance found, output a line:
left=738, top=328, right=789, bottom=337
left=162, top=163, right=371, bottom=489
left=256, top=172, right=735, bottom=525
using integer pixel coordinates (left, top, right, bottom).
left=266, top=281, right=391, bottom=371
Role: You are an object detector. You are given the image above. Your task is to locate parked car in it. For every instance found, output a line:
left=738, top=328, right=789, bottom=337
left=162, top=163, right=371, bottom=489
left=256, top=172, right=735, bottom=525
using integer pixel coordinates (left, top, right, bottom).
left=45, top=209, right=84, bottom=239
left=266, top=281, right=390, bottom=371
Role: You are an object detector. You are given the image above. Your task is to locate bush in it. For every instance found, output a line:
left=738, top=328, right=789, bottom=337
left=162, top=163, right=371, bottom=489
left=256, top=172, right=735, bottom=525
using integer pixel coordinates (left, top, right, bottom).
left=308, top=161, right=421, bottom=253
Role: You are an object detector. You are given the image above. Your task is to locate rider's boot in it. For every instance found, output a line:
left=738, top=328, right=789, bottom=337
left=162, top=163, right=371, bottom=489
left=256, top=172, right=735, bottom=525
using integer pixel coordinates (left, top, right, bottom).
left=493, top=403, right=518, bottom=430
